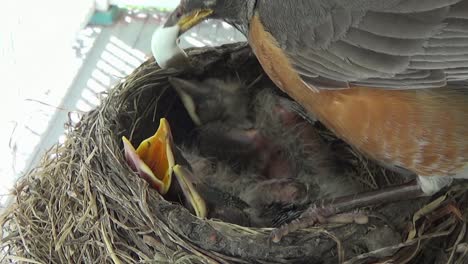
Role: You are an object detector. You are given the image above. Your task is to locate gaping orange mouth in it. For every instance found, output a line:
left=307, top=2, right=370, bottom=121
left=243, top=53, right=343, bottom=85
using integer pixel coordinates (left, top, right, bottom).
left=122, top=118, right=206, bottom=218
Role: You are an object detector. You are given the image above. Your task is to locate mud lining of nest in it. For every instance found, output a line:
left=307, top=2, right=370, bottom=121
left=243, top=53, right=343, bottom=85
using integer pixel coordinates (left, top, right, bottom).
left=1, top=43, right=467, bottom=263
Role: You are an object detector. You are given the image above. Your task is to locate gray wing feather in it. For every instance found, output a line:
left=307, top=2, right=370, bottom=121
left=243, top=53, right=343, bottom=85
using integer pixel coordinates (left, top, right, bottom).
left=343, top=28, right=426, bottom=56
left=358, top=70, right=446, bottom=85
left=392, top=70, right=432, bottom=79
left=327, top=41, right=411, bottom=74
left=357, top=12, right=445, bottom=39
left=413, top=54, right=468, bottom=62
left=426, top=38, right=468, bottom=47
left=304, top=50, right=388, bottom=78
left=293, top=57, right=353, bottom=81
left=382, top=0, right=461, bottom=13
left=258, top=0, right=468, bottom=90
left=449, top=1, right=468, bottom=17
left=445, top=67, right=468, bottom=73
left=434, top=31, right=468, bottom=38
left=443, top=18, right=468, bottom=32
left=410, top=60, right=468, bottom=69
left=421, top=46, right=468, bottom=55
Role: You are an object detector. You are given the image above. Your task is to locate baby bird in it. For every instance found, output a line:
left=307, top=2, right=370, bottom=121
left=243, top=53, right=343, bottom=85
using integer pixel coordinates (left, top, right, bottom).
left=168, top=77, right=251, bottom=128
left=123, top=117, right=253, bottom=225
left=168, top=76, right=258, bottom=169
left=122, top=118, right=207, bottom=218
left=124, top=76, right=366, bottom=227
left=168, top=76, right=363, bottom=226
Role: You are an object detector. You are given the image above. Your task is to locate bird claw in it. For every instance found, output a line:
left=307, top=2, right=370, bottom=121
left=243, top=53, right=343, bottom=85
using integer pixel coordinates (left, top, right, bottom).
left=270, top=206, right=335, bottom=243
left=269, top=205, right=369, bottom=243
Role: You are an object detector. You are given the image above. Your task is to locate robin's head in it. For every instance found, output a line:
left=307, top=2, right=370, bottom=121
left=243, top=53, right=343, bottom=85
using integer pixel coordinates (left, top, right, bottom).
left=164, top=0, right=255, bottom=35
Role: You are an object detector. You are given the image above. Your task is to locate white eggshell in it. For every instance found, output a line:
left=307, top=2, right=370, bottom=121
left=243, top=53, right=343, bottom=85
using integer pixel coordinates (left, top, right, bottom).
left=151, top=25, right=188, bottom=69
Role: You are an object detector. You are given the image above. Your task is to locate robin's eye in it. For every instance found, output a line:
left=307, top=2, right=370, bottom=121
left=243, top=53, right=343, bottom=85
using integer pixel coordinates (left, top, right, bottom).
left=174, top=5, right=185, bottom=19
left=176, top=9, right=183, bottom=18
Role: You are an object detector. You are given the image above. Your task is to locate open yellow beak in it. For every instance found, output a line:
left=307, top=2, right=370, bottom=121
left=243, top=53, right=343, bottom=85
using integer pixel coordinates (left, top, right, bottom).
left=122, top=118, right=174, bottom=194
left=122, top=118, right=206, bottom=218
left=178, top=9, right=213, bottom=33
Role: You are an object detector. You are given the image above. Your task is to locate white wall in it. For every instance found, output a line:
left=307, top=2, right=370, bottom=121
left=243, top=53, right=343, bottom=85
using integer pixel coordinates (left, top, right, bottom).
left=110, top=0, right=180, bottom=9
left=0, top=0, right=95, bottom=207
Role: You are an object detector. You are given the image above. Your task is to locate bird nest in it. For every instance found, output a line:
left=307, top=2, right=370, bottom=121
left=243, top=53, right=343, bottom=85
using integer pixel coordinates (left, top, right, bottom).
left=1, top=43, right=467, bottom=264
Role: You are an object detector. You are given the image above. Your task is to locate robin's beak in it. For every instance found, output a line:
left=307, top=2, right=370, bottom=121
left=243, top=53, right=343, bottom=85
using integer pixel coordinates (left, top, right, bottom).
left=164, top=6, right=214, bottom=35
left=152, top=7, right=213, bottom=68
left=122, top=118, right=207, bottom=218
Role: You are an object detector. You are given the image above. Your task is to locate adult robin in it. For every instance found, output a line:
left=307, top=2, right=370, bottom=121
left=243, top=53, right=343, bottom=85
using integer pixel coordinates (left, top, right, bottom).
left=155, top=0, right=468, bottom=242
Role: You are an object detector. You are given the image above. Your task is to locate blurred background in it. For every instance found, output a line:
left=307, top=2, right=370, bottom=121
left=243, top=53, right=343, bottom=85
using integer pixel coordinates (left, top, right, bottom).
left=0, top=0, right=245, bottom=209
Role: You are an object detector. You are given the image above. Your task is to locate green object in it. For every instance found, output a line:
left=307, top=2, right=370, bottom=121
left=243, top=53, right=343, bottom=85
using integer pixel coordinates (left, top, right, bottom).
left=89, top=6, right=120, bottom=26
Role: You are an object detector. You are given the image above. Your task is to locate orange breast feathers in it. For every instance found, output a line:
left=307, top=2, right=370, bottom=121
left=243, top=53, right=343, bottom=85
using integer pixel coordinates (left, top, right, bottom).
left=248, top=14, right=468, bottom=178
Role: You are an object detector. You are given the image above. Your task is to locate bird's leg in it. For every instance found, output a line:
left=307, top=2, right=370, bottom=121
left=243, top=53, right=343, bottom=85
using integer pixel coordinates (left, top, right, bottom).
left=270, top=181, right=426, bottom=243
